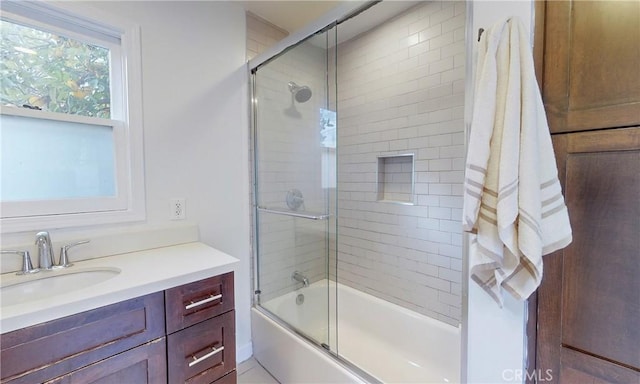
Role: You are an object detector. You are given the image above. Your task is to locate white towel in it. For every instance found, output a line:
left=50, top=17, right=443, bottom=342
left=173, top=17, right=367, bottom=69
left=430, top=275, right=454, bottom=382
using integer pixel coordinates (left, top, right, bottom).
left=463, top=17, right=572, bottom=306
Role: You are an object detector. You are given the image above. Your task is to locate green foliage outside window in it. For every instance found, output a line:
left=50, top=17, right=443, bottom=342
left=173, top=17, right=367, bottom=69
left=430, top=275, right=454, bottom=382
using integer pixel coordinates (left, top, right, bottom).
left=0, top=20, right=111, bottom=118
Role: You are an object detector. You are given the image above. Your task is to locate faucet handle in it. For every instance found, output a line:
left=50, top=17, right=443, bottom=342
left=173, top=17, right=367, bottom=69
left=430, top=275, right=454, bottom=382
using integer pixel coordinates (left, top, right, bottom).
left=57, top=240, right=90, bottom=268
left=1, top=250, right=40, bottom=275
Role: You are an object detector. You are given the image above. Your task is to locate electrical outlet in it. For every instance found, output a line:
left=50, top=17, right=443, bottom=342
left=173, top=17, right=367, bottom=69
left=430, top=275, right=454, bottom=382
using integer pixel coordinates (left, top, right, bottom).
left=170, top=198, right=186, bottom=220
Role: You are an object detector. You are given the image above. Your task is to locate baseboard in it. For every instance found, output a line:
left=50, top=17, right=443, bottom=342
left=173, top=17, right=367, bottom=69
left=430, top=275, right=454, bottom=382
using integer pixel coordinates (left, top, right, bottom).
left=237, top=341, right=253, bottom=363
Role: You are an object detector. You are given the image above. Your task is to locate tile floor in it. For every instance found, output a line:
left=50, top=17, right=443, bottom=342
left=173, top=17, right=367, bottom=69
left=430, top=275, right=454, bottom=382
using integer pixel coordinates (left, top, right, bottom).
left=238, top=357, right=280, bottom=384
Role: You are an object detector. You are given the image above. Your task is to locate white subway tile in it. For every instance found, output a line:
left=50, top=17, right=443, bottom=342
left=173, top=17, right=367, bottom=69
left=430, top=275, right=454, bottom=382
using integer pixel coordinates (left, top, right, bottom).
left=417, top=194, right=440, bottom=207
left=419, top=24, right=442, bottom=42
left=430, top=32, right=454, bottom=49
left=439, top=267, right=462, bottom=283
left=452, top=157, right=465, bottom=170
left=441, top=40, right=466, bottom=59
left=451, top=258, right=463, bottom=272
left=451, top=131, right=465, bottom=145
left=429, top=183, right=452, bottom=195
left=408, top=14, right=431, bottom=35
left=426, top=276, right=451, bottom=292
left=408, top=39, right=429, bottom=58
left=418, top=217, right=440, bottom=230
left=418, top=73, right=443, bottom=89
left=426, top=254, right=449, bottom=269
left=440, top=219, right=462, bottom=234
left=429, top=158, right=452, bottom=171
left=418, top=50, right=442, bottom=66
left=439, top=291, right=461, bottom=306
left=418, top=147, right=441, bottom=160
left=441, top=14, right=465, bottom=34
left=429, top=206, right=451, bottom=219
left=454, top=52, right=466, bottom=68
left=451, top=233, right=462, bottom=246
left=440, top=196, right=463, bottom=209
left=416, top=263, right=439, bottom=277
left=430, top=5, right=455, bottom=25
left=440, top=144, right=465, bottom=158
left=419, top=1, right=443, bottom=17
left=428, top=109, right=454, bottom=123
left=440, top=244, right=462, bottom=259
left=441, top=66, right=465, bottom=83
left=427, top=229, right=452, bottom=244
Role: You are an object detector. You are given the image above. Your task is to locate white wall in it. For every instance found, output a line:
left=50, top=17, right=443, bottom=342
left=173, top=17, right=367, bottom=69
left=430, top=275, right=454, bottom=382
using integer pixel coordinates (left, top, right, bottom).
left=1, top=1, right=253, bottom=362
left=466, top=1, right=534, bottom=383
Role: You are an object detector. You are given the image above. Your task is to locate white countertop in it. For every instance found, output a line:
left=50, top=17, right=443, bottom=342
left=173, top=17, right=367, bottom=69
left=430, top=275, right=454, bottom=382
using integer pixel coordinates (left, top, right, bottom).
left=0, top=242, right=239, bottom=334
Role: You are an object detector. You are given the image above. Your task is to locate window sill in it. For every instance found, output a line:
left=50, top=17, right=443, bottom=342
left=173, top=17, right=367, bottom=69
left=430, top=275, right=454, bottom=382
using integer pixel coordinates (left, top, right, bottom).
left=1, top=208, right=146, bottom=234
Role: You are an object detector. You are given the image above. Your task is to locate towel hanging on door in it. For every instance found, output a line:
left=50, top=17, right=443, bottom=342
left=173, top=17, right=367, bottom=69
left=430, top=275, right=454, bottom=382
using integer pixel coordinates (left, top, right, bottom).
left=463, top=17, right=572, bottom=306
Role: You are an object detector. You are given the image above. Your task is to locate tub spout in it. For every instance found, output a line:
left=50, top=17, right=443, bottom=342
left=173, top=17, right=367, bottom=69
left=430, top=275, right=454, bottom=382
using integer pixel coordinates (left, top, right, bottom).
left=292, top=271, right=309, bottom=287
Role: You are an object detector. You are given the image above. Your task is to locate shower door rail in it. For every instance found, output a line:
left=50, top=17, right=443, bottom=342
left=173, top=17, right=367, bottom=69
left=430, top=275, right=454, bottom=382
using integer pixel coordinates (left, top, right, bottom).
left=257, top=207, right=330, bottom=220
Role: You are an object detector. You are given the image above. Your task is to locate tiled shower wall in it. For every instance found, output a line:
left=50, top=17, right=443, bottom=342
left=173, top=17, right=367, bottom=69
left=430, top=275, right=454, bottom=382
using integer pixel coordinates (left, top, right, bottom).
left=253, top=38, right=332, bottom=302
left=247, top=12, right=285, bottom=302
left=246, top=12, right=288, bottom=61
left=334, top=1, right=466, bottom=325
left=246, top=12, right=326, bottom=302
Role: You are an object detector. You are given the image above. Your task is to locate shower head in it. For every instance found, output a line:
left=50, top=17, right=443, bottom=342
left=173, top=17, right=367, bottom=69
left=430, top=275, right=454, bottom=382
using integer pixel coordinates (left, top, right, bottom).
left=288, top=81, right=312, bottom=103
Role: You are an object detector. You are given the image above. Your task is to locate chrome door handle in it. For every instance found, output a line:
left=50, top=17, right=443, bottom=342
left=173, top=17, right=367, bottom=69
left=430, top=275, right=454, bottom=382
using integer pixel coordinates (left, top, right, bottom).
left=188, top=346, right=224, bottom=367
left=185, top=294, right=222, bottom=310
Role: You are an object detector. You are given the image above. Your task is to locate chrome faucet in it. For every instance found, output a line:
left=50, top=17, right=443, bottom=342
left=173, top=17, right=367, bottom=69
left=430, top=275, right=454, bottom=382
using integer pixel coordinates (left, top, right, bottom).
left=35, top=231, right=55, bottom=270
left=292, top=271, right=309, bottom=287
left=58, top=240, right=90, bottom=268
left=0, top=250, right=39, bottom=275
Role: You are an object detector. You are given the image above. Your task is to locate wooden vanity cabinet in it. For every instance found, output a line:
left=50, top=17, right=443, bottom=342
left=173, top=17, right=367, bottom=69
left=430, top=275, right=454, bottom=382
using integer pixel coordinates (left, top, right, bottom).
left=0, top=272, right=236, bottom=384
left=0, top=292, right=165, bottom=384
left=166, top=272, right=236, bottom=384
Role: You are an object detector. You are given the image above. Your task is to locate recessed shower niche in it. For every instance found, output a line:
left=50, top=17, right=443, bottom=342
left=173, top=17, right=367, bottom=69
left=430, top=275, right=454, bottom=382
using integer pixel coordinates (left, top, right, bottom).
left=376, top=154, right=415, bottom=204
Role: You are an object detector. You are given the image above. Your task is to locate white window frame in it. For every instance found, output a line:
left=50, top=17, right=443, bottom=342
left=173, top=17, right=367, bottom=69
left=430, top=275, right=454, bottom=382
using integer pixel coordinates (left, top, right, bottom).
left=0, top=1, right=145, bottom=233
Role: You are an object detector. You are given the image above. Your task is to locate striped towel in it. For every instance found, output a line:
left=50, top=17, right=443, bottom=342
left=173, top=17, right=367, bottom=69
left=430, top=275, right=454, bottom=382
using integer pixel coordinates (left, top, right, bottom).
left=463, top=17, right=572, bottom=306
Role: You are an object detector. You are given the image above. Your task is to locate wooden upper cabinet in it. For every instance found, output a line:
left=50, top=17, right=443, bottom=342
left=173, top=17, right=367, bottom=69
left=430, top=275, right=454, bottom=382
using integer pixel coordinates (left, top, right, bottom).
left=536, top=1, right=640, bottom=133
left=536, top=127, right=640, bottom=383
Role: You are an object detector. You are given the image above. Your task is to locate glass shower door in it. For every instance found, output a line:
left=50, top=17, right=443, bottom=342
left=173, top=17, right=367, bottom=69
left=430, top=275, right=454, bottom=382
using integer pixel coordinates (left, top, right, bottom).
left=253, top=27, right=337, bottom=348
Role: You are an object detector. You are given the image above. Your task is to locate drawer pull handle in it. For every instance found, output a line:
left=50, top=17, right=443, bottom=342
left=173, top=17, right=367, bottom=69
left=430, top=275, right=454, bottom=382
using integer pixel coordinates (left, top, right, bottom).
left=185, top=294, right=222, bottom=310
left=188, top=346, right=225, bottom=367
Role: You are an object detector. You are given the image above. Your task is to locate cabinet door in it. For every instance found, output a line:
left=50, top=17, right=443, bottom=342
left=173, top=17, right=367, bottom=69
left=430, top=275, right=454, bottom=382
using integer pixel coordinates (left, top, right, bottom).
left=538, top=1, right=640, bottom=133
left=167, top=310, right=236, bottom=384
left=44, top=339, right=167, bottom=384
left=536, top=128, right=640, bottom=383
left=1, top=292, right=165, bottom=384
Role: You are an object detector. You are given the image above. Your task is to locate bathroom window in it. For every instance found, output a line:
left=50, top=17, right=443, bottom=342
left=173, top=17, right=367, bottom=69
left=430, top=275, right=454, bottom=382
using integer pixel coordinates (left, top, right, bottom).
left=319, top=108, right=336, bottom=149
left=0, top=2, right=145, bottom=232
left=320, top=108, right=336, bottom=189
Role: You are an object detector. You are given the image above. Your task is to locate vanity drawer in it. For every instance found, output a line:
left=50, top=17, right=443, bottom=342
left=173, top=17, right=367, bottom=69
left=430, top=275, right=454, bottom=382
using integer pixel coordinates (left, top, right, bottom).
left=165, top=272, right=234, bottom=334
left=45, top=338, right=167, bottom=384
left=167, top=310, right=236, bottom=384
left=214, top=371, right=237, bottom=384
left=0, top=292, right=165, bottom=384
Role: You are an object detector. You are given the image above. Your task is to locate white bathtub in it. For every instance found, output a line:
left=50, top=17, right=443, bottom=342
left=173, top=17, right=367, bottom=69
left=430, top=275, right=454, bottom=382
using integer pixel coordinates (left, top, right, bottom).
left=252, top=280, right=461, bottom=383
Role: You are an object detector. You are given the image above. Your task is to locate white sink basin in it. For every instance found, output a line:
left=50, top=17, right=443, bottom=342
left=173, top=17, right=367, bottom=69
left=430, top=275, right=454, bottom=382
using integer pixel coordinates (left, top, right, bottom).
left=1, top=267, right=121, bottom=307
